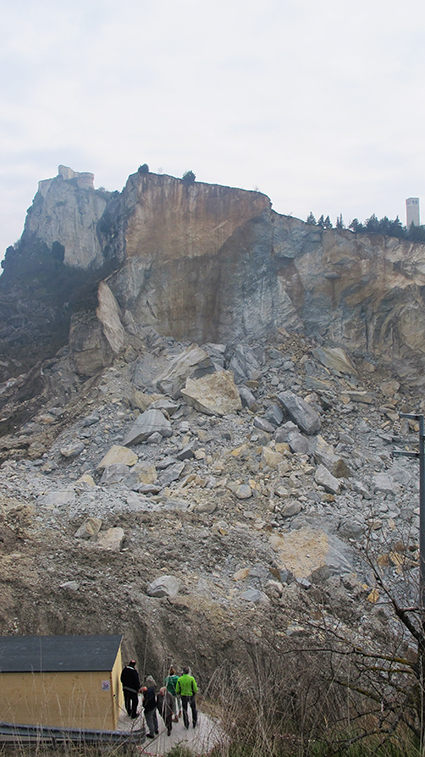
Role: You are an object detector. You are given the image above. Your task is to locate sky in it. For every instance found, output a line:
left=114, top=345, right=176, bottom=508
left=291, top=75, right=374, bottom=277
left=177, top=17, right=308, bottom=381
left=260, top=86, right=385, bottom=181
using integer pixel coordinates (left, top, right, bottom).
left=1, top=0, right=425, bottom=260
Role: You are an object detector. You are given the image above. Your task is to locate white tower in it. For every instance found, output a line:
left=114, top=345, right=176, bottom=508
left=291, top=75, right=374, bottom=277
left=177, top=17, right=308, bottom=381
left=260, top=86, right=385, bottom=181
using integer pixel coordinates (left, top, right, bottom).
left=406, top=197, right=420, bottom=228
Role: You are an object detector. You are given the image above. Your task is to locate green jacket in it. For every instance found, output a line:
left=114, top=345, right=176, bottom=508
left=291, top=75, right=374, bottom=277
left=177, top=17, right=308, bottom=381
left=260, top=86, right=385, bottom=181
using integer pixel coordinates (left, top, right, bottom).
left=176, top=673, right=198, bottom=697
left=164, top=674, right=179, bottom=696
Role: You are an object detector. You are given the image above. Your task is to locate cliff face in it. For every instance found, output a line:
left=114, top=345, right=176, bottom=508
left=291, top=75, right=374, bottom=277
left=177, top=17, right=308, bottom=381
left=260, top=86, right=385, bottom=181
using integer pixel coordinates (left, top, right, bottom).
left=2, top=166, right=425, bottom=387
left=23, top=165, right=108, bottom=269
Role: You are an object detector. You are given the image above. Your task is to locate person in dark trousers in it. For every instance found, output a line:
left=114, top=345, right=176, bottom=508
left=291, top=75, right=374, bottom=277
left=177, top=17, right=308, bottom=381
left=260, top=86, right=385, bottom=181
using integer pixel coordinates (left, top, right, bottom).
left=142, top=675, right=159, bottom=738
left=176, top=666, right=198, bottom=729
left=120, top=660, right=140, bottom=719
left=164, top=665, right=180, bottom=721
left=156, top=686, right=174, bottom=736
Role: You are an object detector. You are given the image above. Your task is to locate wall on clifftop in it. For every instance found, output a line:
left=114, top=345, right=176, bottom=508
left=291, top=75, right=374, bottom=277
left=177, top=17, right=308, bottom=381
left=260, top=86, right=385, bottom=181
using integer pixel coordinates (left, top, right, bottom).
left=23, top=165, right=108, bottom=268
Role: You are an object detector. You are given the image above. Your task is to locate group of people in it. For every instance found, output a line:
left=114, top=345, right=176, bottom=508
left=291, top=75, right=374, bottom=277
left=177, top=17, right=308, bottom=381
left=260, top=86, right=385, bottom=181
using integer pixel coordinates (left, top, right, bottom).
left=120, top=661, right=198, bottom=738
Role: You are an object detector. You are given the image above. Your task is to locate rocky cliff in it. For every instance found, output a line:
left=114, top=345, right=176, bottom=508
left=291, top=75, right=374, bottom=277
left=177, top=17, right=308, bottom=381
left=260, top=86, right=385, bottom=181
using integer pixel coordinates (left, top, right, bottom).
left=2, top=165, right=425, bottom=392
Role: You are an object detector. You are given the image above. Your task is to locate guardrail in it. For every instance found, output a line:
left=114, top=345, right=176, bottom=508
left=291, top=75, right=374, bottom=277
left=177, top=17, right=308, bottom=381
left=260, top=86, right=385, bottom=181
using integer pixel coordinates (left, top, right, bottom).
left=0, top=720, right=146, bottom=746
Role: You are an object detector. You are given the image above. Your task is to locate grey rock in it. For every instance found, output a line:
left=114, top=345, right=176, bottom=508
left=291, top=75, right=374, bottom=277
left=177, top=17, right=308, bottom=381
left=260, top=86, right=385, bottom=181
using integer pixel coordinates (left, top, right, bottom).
left=158, top=462, right=186, bottom=486
left=253, top=417, right=276, bottom=434
left=40, top=489, right=75, bottom=506
left=123, top=408, right=172, bottom=445
left=287, top=430, right=310, bottom=455
left=314, top=464, right=341, bottom=494
left=351, top=480, right=372, bottom=500
left=277, top=391, right=321, bottom=435
left=155, top=345, right=215, bottom=399
left=372, top=473, right=400, bottom=496
left=240, top=588, right=269, bottom=603
left=176, top=441, right=197, bottom=460
left=75, top=517, right=102, bottom=539
left=100, top=463, right=128, bottom=484
left=280, top=501, right=302, bottom=518
left=60, top=441, right=85, bottom=458
left=149, top=398, right=180, bottom=416
left=60, top=581, right=80, bottom=591
left=146, top=432, right=163, bottom=444
left=227, top=344, right=262, bottom=384
left=147, top=575, right=181, bottom=598
left=264, top=404, right=284, bottom=427
left=235, top=484, right=252, bottom=499
left=239, top=386, right=257, bottom=410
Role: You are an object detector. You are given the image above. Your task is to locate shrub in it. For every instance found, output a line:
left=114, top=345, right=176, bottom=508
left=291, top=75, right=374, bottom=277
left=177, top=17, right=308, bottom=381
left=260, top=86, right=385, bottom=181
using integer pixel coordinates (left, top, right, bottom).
left=182, top=170, right=196, bottom=185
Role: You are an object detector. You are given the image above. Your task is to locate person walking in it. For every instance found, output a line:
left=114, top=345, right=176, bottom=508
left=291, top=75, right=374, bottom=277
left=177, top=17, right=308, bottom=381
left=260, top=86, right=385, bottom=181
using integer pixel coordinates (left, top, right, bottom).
left=176, top=666, right=198, bottom=729
left=142, top=675, right=159, bottom=738
left=120, top=660, right=140, bottom=719
left=156, top=686, right=174, bottom=736
left=164, top=666, right=180, bottom=722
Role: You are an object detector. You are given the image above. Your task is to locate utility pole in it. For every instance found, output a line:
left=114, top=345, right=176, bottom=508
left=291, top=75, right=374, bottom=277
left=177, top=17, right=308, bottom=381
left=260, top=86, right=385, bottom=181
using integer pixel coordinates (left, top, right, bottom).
left=393, top=413, right=425, bottom=744
left=393, top=413, right=425, bottom=607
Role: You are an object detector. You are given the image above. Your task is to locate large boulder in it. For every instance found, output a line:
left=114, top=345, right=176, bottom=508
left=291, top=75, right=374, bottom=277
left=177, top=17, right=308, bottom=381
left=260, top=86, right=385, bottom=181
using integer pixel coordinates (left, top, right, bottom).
left=154, top=344, right=215, bottom=399
left=124, top=408, right=173, bottom=445
left=181, top=371, right=242, bottom=416
left=277, top=391, right=321, bottom=435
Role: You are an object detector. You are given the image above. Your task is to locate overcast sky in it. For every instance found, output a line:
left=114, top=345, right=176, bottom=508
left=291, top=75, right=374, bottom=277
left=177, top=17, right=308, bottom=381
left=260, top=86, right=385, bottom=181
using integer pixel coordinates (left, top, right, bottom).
left=1, top=0, right=425, bottom=260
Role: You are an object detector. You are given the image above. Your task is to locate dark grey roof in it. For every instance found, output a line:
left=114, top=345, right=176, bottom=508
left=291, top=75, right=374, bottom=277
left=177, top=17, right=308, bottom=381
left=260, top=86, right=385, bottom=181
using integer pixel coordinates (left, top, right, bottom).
left=0, top=635, right=123, bottom=673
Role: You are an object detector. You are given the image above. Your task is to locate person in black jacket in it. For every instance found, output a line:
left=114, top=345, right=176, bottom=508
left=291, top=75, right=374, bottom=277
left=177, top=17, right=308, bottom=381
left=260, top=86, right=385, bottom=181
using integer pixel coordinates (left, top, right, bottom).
left=141, top=676, right=159, bottom=738
left=120, top=660, right=141, bottom=719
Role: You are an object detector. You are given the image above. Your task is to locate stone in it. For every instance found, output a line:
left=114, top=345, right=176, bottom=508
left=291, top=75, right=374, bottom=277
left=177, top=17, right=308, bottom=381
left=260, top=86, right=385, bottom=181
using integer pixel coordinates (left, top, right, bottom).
left=264, top=404, right=284, bottom=427
left=60, top=581, right=79, bottom=591
left=149, top=398, right=180, bottom=416
left=146, top=432, right=163, bottom=444
left=277, top=391, right=321, bottom=435
left=280, top=501, right=302, bottom=518
left=253, top=417, right=276, bottom=434
left=96, top=527, right=125, bottom=551
left=40, top=490, right=75, bottom=506
left=124, top=408, right=172, bottom=445
left=60, top=441, right=85, bottom=458
left=227, top=344, right=262, bottom=384
left=155, top=344, right=215, bottom=399
left=97, top=445, right=138, bottom=470
left=261, top=447, right=284, bottom=469
left=96, top=281, right=126, bottom=355
left=130, top=390, right=163, bottom=412
left=380, top=380, right=400, bottom=397
left=314, top=464, right=341, bottom=494
left=127, top=462, right=157, bottom=485
left=176, top=441, right=197, bottom=460
left=271, top=527, right=352, bottom=580
left=147, top=575, right=181, bottom=598
left=313, top=436, right=351, bottom=478
left=286, top=430, right=310, bottom=455
left=181, top=371, right=242, bottom=416
left=75, top=517, right=102, bottom=540
left=351, top=480, right=372, bottom=499
left=372, top=473, right=400, bottom=496
left=100, top=463, right=129, bottom=484
left=240, top=588, right=269, bottom=603
left=158, top=462, right=186, bottom=486
left=77, top=473, right=96, bottom=487
left=312, top=346, right=357, bottom=377
left=235, top=484, right=252, bottom=499
left=238, top=386, right=258, bottom=410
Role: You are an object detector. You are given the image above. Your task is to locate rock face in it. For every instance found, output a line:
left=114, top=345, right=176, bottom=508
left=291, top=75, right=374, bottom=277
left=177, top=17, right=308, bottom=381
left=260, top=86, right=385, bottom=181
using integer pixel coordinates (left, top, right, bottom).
left=25, top=165, right=108, bottom=268
left=2, top=166, right=425, bottom=388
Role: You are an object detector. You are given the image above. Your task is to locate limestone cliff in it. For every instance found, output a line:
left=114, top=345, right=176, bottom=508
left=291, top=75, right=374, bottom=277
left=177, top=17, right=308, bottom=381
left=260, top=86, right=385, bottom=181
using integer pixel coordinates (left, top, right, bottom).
left=2, top=166, right=425, bottom=388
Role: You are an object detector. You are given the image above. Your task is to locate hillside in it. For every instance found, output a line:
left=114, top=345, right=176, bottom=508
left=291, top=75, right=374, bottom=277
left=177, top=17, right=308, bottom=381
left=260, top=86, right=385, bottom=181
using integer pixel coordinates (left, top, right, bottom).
left=1, top=165, right=424, bottom=749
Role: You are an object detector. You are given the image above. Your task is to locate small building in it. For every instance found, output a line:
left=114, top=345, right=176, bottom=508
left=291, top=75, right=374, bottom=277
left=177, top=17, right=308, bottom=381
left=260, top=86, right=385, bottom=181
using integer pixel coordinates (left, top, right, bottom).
left=0, top=635, right=124, bottom=731
left=406, top=197, right=420, bottom=228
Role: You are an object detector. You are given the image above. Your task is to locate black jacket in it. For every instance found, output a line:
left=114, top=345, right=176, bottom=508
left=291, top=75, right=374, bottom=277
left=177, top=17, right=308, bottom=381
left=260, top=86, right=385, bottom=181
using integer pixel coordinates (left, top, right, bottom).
left=121, top=665, right=141, bottom=693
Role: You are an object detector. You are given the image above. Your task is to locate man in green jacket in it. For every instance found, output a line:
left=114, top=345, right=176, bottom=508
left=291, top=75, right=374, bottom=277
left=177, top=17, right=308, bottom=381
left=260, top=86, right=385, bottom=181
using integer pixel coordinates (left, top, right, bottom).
left=175, top=667, right=198, bottom=728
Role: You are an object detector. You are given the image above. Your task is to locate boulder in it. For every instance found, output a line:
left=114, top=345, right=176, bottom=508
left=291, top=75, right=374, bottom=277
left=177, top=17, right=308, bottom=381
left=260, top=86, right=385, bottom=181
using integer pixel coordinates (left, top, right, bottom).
left=277, top=391, right=321, bottom=435
left=313, top=436, right=351, bottom=478
left=312, top=346, right=357, bottom=377
left=96, top=527, right=125, bottom=551
left=181, top=371, right=242, bottom=416
left=60, top=441, right=85, bottom=458
left=97, top=445, right=138, bottom=470
left=100, top=463, right=128, bottom=484
left=40, top=490, right=75, bottom=506
left=314, top=464, right=341, bottom=494
left=147, top=575, right=181, bottom=598
left=75, top=517, right=102, bottom=540
left=155, top=344, right=215, bottom=399
left=238, top=386, right=257, bottom=410
left=124, top=408, right=172, bottom=445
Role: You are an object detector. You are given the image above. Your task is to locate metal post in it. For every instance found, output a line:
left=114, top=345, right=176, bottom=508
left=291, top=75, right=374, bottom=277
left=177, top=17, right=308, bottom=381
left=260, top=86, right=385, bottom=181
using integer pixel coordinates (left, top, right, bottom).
left=420, top=415, right=425, bottom=611
left=394, top=413, right=425, bottom=608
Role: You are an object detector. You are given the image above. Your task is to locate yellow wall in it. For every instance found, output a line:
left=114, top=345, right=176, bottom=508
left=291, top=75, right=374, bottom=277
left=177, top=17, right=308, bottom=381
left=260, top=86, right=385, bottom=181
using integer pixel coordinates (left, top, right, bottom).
left=0, top=669, right=117, bottom=730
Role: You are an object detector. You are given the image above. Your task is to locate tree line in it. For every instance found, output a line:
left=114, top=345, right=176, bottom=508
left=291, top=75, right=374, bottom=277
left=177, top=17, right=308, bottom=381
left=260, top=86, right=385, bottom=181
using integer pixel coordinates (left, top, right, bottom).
left=306, top=212, right=425, bottom=242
